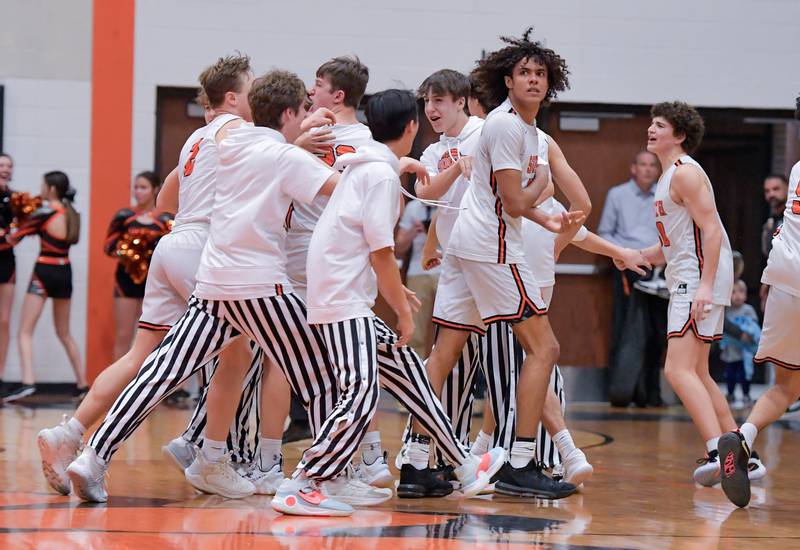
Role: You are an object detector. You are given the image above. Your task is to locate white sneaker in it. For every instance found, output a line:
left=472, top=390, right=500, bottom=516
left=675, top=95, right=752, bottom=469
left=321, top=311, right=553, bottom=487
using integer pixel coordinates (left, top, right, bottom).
left=354, top=452, right=394, bottom=489
left=693, top=450, right=721, bottom=487
left=320, top=467, right=393, bottom=506
left=272, top=476, right=353, bottom=516
left=66, top=447, right=109, bottom=502
left=455, top=447, right=506, bottom=498
left=162, top=437, right=197, bottom=473
left=748, top=451, right=767, bottom=482
left=185, top=452, right=255, bottom=499
left=242, top=461, right=286, bottom=495
left=562, top=448, right=593, bottom=486
left=37, top=415, right=82, bottom=495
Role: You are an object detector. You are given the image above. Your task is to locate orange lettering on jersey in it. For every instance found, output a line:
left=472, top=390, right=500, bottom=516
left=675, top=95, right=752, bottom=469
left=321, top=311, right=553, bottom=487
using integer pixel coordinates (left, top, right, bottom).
left=656, top=221, right=671, bottom=247
left=654, top=200, right=667, bottom=217
left=183, top=138, right=204, bottom=177
left=318, top=144, right=356, bottom=168
left=792, top=200, right=800, bottom=215
left=526, top=155, right=538, bottom=175
left=437, top=148, right=460, bottom=172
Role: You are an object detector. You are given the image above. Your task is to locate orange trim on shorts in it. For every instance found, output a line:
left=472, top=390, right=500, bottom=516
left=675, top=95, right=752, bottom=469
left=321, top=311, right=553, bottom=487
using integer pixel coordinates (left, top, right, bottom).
left=482, top=264, right=547, bottom=324
left=754, top=356, right=800, bottom=371
left=666, top=303, right=721, bottom=343
left=275, top=284, right=283, bottom=296
left=138, top=321, right=171, bottom=332
left=432, top=316, right=486, bottom=336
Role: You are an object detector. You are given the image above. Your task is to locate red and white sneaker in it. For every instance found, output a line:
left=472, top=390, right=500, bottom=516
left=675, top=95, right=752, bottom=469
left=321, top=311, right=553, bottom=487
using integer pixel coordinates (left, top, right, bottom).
left=454, top=447, right=506, bottom=498
left=271, top=476, right=353, bottom=516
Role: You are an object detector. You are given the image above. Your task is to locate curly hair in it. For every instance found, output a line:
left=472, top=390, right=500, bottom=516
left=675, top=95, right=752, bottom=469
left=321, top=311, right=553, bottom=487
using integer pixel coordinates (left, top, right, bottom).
left=198, top=53, right=251, bottom=108
left=249, top=70, right=307, bottom=129
left=471, top=27, right=569, bottom=108
left=650, top=101, right=705, bottom=154
left=468, top=70, right=497, bottom=114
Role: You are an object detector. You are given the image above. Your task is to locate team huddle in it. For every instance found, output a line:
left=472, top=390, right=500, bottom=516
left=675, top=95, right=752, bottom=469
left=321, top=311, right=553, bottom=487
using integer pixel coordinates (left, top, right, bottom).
left=34, top=29, right=800, bottom=515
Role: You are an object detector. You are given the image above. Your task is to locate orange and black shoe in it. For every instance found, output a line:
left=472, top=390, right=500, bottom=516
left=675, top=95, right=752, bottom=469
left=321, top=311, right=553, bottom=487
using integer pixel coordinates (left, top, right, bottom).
left=397, top=464, right=454, bottom=498
left=718, top=431, right=751, bottom=508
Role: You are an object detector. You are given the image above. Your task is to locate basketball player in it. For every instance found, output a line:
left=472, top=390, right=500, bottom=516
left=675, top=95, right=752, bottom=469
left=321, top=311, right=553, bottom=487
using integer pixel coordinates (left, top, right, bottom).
left=412, top=29, right=586, bottom=499
left=639, top=101, right=736, bottom=487
left=718, top=94, right=800, bottom=508
left=306, top=87, right=506, bottom=501
left=37, top=54, right=258, bottom=497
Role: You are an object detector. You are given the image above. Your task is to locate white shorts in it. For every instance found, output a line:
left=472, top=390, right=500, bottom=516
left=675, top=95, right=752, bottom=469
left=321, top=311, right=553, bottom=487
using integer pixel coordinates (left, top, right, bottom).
left=755, top=286, right=800, bottom=370
left=139, top=228, right=206, bottom=331
left=432, top=254, right=547, bottom=335
left=666, top=297, right=724, bottom=343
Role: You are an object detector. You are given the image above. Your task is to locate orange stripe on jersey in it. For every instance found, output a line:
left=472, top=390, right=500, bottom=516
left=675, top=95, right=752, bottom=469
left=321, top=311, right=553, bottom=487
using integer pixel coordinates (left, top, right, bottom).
left=284, top=203, right=294, bottom=231
left=692, top=222, right=704, bottom=274
left=489, top=169, right=507, bottom=263
left=138, top=321, right=171, bottom=332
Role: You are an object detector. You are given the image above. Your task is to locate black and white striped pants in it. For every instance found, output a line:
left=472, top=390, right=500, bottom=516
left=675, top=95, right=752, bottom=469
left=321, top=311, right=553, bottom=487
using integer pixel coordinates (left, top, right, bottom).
left=89, top=293, right=360, bottom=480
left=181, top=343, right=264, bottom=464
left=405, top=321, right=566, bottom=468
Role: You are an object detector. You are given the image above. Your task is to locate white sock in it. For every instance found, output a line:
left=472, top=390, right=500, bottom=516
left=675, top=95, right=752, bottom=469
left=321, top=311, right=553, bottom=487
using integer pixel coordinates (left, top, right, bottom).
left=408, top=434, right=431, bottom=470
left=553, top=429, right=576, bottom=457
left=66, top=417, right=85, bottom=438
left=509, top=438, right=536, bottom=469
left=259, top=438, right=282, bottom=471
left=360, top=431, right=382, bottom=465
left=740, top=423, right=758, bottom=450
left=706, top=437, right=719, bottom=455
left=201, top=438, right=227, bottom=463
left=470, top=430, right=491, bottom=456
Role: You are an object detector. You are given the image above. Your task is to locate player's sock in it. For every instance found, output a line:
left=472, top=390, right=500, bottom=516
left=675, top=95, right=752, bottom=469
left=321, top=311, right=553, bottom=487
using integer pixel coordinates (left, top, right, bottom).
left=67, top=417, right=86, bottom=438
left=553, top=429, right=576, bottom=457
left=510, top=437, right=536, bottom=469
left=471, top=430, right=492, bottom=456
left=360, top=431, right=383, bottom=465
left=201, top=438, right=227, bottom=463
left=740, top=423, right=758, bottom=449
left=259, top=438, right=282, bottom=471
left=706, top=437, right=719, bottom=455
left=408, top=434, right=431, bottom=470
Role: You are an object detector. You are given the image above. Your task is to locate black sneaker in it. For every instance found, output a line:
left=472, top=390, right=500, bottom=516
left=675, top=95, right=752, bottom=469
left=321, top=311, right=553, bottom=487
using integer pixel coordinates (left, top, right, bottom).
left=282, top=420, right=312, bottom=443
left=397, top=464, right=454, bottom=498
left=494, top=459, right=577, bottom=499
left=3, top=384, right=35, bottom=403
left=718, top=431, right=751, bottom=508
left=432, top=463, right=460, bottom=490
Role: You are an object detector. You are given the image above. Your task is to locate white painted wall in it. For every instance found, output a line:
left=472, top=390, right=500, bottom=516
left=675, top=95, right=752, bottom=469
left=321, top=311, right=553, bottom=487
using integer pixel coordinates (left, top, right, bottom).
left=0, top=0, right=92, bottom=384
left=132, top=0, right=800, bottom=172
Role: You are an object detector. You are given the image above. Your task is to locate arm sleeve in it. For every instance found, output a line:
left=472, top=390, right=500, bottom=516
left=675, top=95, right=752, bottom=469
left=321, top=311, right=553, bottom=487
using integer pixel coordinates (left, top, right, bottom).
left=280, top=146, right=335, bottom=205
left=597, top=189, right=619, bottom=243
left=484, top=114, right=525, bottom=172
left=363, top=179, right=400, bottom=252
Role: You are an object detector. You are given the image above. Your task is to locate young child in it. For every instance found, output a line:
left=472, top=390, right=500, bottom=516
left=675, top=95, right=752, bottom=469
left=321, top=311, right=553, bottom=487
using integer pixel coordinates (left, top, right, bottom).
left=720, top=280, right=760, bottom=406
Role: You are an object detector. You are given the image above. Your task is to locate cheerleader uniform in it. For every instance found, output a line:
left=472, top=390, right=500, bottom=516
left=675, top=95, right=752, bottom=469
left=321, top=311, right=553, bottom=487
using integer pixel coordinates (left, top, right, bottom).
left=14, top=206, right=74, bottom=299
left=104, top=208, right=173, bottom=298
left=0, top=187, right=16, bottom=284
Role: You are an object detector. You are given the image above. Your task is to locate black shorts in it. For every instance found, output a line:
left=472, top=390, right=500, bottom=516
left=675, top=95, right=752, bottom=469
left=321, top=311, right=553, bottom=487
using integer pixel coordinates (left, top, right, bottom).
left=28, top=262, right=72, bottom=299
left=0, top=249, right=15, bottom=285
left=114, top=264, right=146, bottom=298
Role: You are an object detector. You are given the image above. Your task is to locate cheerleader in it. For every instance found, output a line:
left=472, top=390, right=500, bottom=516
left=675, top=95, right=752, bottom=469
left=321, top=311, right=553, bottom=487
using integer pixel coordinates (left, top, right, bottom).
left=104, top=172, right=173, bottom=359
left=4, top=171, right=85, bottom=402
left=0, top=154, right=16, bottom=398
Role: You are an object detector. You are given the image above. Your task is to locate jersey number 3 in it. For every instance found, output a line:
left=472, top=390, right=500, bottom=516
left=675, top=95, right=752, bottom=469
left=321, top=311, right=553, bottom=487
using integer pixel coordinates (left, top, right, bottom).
left=183, top=138, right=204, bottom=177
left=656, top=221, right=671, bottom=247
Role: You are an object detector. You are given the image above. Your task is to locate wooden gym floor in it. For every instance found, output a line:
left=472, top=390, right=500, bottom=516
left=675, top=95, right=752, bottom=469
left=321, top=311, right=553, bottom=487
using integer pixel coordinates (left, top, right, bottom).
left=1, top=397, right=799, bottom=549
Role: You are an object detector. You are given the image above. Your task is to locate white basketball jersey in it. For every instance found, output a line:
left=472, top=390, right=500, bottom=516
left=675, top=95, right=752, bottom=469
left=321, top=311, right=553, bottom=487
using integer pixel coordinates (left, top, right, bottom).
left=288, top=123, right=373, bottom=234
left=172, top=113, right=241, bottom=230
left=762, top=160, right=800, bottom=297
left=654, top=155, right=733, bottom=305
left=419, top=116, right=483, bottom=249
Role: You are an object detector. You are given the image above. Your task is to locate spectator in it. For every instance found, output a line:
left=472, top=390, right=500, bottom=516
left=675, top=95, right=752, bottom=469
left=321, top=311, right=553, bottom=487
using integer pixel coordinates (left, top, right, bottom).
left=720, top=280, right=760, bottom=407
left=760, top=174, right=789, bottom=311
left=395, top=199, right=439, bottom=358
left=598, top=151, right=666, bottom=407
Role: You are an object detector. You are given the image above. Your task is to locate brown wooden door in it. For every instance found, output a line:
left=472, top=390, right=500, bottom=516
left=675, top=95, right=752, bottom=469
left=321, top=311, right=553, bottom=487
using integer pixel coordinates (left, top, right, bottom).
left=155, top=87, right=205, bottom=181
